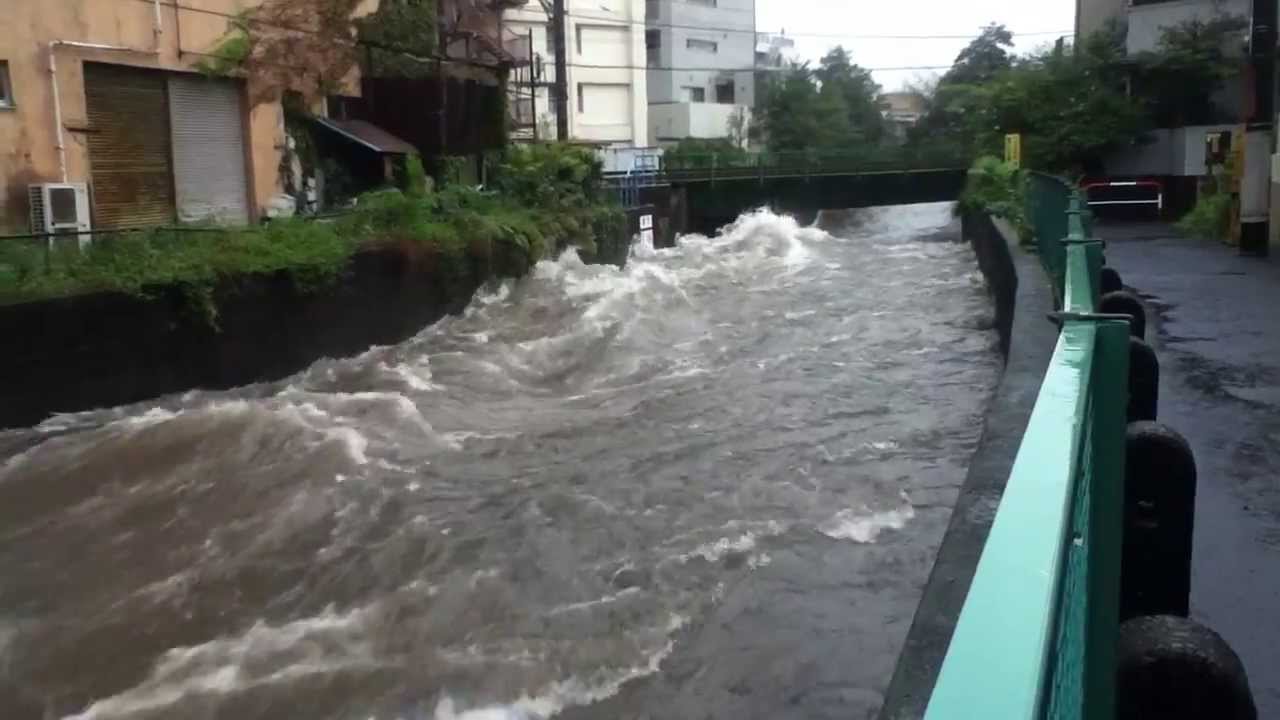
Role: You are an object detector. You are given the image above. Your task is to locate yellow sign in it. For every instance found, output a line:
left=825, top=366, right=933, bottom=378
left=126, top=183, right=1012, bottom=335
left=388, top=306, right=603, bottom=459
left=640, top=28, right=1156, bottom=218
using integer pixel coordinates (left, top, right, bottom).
left=1004, top=133, right=1022, bottom=168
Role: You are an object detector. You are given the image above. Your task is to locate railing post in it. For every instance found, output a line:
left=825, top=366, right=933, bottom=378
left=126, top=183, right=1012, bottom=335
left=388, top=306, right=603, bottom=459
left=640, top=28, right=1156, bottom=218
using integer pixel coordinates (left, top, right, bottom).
left=1086, top=317, right=1131, bottom=720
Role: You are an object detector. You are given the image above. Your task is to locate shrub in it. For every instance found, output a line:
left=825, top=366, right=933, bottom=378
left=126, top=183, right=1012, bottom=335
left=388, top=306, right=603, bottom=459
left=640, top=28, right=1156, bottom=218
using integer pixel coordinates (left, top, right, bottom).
left=958, top=155, right=1029, bottom=237
left=1, top=143, right=626, bottom=314
left=663, top=137, right=751, bottom=169
left=1176, top=190, right=1233, bottom=241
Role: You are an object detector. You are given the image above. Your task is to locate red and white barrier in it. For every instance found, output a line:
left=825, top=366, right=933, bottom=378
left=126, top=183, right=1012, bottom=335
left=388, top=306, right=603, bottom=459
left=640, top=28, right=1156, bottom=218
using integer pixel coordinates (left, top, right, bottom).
left=1081, top=180, right=1164, bottom=211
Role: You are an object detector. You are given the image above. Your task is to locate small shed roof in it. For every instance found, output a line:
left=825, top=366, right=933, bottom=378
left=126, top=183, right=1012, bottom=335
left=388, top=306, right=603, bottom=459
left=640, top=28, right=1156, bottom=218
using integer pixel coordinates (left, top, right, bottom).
left=312, top=117, right=418, bottom=155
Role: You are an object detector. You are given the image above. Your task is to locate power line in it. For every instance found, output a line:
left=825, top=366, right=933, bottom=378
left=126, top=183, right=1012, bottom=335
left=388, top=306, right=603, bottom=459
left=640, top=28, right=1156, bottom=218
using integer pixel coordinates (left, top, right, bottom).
left=124, top=0, right=498, bottom=70
left=554, top=9, right=1073, bottom=42
left=127, top=0, right=1050, bottom=76
left=135, top=0, right=1071, bottom=50
left=566, top=61, right=954, bottom=72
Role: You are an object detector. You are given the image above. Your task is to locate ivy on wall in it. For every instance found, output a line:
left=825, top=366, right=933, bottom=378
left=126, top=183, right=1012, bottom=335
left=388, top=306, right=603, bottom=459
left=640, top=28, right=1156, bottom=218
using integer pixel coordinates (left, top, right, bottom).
left=195, top=0, right=439, bottom=104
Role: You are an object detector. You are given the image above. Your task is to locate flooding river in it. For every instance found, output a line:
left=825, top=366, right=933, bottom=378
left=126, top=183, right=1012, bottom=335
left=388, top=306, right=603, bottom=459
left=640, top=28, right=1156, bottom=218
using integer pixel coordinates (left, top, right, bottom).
left=0, top=203, right=1000, bottom=720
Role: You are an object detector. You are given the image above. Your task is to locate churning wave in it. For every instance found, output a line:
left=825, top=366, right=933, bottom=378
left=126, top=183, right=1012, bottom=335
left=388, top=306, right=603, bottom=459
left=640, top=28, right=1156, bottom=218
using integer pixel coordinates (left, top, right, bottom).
left=0, top=204, right=1001, bottom=720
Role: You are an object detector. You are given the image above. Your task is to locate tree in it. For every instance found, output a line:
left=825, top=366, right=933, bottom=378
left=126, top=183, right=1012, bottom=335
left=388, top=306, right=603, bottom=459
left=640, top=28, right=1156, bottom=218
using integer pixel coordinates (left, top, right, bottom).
left=726, top=107, right=750, bottom=149
left=913, top=25, right=1015, bottom=148
left=816, top=46, right=889, bottom=143
left=197, top=0, right=438, bottom=105
left=913, top=20, right=1146, bottom=174
left=1133, top=14, right=1249, bottom=126
left=755, top=63, right=840, bottom=152
left=754, top=49, right=888, bottom=153
left=943, top=23, right=1015, bottom=86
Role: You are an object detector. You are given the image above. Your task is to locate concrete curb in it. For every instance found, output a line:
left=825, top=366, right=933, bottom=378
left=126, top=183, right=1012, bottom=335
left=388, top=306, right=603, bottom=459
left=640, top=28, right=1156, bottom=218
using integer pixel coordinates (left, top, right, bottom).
left=877, top=213, right=1059, bottom=719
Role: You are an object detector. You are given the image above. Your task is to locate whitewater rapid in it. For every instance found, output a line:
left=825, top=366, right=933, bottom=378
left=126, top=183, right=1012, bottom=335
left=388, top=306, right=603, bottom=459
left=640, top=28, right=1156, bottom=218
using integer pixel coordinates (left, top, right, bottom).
left=0, top=204, right=1000, bottom=720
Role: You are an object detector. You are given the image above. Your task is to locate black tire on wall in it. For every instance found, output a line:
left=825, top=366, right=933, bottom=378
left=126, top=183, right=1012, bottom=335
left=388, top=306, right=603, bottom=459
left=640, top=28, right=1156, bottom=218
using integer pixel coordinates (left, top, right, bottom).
left=1117, top=615, right=1256, bottom=720
left=1122, top=422, right=1196, bottom=620
left=1128, top=338, right=1159, bottom=423
left=1101, top=266, right=1124, bottom=295
left=1101, top=290, right=1147, bottom=339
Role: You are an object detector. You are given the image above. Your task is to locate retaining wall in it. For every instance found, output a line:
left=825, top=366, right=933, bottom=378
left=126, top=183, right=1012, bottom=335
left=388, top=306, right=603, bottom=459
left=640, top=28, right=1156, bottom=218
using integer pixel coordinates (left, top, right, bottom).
left=877, top=211, right=1058, bottom=719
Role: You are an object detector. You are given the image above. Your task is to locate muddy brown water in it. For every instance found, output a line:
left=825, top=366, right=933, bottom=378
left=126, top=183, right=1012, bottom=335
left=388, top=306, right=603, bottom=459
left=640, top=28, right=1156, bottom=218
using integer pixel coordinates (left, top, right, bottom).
left=0, top=204, right=999, bottom=720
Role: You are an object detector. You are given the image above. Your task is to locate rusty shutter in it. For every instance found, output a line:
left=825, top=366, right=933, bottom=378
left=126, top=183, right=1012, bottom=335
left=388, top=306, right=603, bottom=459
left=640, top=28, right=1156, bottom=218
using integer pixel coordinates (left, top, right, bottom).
left=168, top=75, right=251, bottom=225
left=84, top=63, right=175, bottom=228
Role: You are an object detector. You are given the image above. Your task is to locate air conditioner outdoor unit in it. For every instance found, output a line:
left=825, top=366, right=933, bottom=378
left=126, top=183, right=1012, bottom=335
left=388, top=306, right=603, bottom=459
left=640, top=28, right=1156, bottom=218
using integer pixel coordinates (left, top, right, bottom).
left=29, top=182, right=91, bottom=247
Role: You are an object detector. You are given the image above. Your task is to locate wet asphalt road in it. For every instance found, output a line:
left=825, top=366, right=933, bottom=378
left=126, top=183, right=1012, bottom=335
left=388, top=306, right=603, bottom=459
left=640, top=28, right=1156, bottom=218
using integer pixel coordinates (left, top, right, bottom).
left=1103, top=222, right=1280, bottom=717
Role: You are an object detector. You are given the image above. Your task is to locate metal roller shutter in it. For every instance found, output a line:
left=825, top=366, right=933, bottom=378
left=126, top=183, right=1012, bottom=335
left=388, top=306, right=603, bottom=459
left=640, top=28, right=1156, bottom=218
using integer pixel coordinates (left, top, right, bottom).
left=168, top=75, right=251, bottom=225
left=84, top=64, right=175, bottom=228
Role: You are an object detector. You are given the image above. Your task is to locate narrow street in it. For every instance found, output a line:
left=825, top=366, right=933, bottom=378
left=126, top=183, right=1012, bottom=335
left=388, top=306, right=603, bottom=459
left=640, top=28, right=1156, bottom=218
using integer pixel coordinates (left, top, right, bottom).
left=1104, top=223, right=1280, bottom=717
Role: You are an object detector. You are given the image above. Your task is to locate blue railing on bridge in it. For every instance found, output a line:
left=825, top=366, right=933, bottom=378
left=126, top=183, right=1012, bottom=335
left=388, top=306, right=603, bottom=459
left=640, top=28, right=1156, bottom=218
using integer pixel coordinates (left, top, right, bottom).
left=924, top=174, right=1130, bottom=720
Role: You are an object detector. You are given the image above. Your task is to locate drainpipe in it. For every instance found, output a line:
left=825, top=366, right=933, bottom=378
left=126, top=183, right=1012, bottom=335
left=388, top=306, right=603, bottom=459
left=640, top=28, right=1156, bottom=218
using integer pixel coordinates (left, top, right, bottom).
left=48, top=45, right=68, bottom=182
left=48, top=41, right=157, bottom=183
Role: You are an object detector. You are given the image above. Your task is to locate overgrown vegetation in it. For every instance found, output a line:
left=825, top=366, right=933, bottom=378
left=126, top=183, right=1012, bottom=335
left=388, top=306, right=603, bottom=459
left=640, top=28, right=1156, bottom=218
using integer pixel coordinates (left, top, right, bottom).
left=1177, top=189, right=1234, bottom=241
left=0, top=144, right=624, bottom=321
left=195, top=0, right=439, bottom=104
left=754, top=47, right=892, bottom=153
left=958, top=156, right=1030, bottom=240
left=910, top=16, right=1247, bottom=174
left=753, top=15, right=1248, bottom=174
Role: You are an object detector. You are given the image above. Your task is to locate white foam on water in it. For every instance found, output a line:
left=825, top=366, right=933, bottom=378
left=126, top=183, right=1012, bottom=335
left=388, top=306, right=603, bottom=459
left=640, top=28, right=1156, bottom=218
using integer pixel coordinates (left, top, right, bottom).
left=818, top=496, right=917, bottom=544
left=434, top=614, right=688, bottom=720
left=65, top=606, right=376, bottom=720
left=324, top=426, right=369, bottom=465
left=379, top=361, right=442, bottom=392
left=546, top=587, right=642, bottom=617
left=670, top=519, right=787, bottom=565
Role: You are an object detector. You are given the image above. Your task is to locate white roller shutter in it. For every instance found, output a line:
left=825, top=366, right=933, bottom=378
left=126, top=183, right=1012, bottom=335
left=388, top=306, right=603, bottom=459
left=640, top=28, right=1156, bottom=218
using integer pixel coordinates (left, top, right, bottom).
left=168, top=75, right=251, bottom=225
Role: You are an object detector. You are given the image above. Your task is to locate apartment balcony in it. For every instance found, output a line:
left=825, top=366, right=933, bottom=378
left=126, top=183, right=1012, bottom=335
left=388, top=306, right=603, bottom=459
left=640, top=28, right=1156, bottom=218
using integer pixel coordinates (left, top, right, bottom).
left=649, top=102, right=750, bottom=144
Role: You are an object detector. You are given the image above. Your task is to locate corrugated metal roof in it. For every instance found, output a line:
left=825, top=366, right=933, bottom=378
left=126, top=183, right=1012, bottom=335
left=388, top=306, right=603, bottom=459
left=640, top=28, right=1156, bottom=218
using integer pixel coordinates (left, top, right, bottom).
left=312, top=117, right=419, bottom=155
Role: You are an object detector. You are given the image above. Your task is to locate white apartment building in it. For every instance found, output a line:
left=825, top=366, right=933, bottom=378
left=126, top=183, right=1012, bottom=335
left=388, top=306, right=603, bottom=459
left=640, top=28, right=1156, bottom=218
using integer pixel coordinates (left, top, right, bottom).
left=505, top=0, right=648, bottom=148
left=645, top=0, right=756, bottom=146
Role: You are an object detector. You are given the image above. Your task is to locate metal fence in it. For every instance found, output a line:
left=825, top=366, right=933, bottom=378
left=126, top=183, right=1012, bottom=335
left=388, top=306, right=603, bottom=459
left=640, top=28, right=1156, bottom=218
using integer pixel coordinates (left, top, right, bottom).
left=601, top=148, right=969, bottom=185
left=0, top=226, right=236, bottom=279
left=925, top=174, right=1129, bottom=720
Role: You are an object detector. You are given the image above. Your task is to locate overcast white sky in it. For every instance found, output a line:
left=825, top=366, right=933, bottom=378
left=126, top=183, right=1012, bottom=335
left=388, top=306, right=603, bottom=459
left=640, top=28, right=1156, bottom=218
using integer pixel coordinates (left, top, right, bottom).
left=754, top=0, right=1077, bottom=91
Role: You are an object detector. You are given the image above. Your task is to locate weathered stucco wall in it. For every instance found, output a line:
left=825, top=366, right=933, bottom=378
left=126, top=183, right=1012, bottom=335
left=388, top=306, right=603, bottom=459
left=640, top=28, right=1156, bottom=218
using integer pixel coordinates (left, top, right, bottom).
left=1, top=0, right=376, bottom=232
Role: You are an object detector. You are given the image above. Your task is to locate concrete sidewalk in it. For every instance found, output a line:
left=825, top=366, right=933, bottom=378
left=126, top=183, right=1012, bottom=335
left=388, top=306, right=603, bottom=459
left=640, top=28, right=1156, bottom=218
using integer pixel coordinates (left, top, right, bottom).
left=1103, top=223, right=1280, bottom=717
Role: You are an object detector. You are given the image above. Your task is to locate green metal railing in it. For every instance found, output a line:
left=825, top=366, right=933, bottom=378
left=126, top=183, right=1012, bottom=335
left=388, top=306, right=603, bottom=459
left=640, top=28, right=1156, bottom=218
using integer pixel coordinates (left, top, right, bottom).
left=924, top=174, right=1130, bottom=719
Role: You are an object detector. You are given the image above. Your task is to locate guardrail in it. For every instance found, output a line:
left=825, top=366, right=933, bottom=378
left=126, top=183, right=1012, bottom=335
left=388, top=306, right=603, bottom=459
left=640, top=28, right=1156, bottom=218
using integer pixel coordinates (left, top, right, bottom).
left=602, top=150, right=969, bottom=185
left=924, top=174, right=1131, bottom=719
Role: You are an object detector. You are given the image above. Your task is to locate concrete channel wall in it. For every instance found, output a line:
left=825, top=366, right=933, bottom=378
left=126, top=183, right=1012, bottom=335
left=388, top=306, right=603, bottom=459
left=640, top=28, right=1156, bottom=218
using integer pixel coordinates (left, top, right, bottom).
left=0, top=208, right=653, bottom=430
left=878, top=211, right=1059, bottom=719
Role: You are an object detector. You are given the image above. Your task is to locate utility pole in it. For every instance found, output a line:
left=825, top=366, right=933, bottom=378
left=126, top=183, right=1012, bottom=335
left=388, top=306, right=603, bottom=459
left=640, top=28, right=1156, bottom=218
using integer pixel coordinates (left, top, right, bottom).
left=552, top=0, right=570, bottom=141
left=1241, top=0, right=1276, bottom=255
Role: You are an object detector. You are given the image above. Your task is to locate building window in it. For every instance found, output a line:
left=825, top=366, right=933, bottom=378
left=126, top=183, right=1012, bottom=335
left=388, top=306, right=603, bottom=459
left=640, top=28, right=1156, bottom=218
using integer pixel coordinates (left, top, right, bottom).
left=715, top=80, right=735, bottom=104
left=686, top=38, right=718, bottom=53
left=578, top=83, right=585, bottom=113
left=0, top=61, right=14, bottom=109
left=688, top=0, right=718, bottom=5
left=683, top=86, right=706, bottom=103
left=646, top=29, right=661, bottom=67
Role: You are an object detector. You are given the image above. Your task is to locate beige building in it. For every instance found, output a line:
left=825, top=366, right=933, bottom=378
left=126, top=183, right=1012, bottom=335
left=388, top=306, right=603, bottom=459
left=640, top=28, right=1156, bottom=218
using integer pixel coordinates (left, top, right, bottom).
left=881, top=91, right=926, bottom=140
left=0, top=0, right=377, bottom=233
